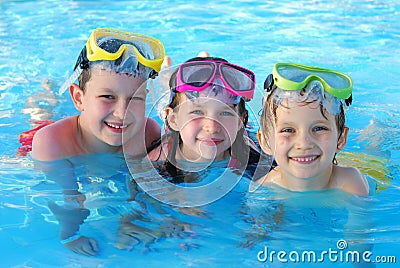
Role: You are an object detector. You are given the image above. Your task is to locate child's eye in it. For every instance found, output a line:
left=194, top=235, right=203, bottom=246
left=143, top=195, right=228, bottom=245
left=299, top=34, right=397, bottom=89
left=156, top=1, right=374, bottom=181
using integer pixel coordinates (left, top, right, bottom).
left=313, top=126, right=328, bottom=132
left=99, top=95, right=115, bottom=100
left=221, top=111, right=234, bottom=116
left=281, top=128, right=295, bottom=133
left=190, top=110, right=204, bottom=115
left=130, top=96, right=145, bottom=101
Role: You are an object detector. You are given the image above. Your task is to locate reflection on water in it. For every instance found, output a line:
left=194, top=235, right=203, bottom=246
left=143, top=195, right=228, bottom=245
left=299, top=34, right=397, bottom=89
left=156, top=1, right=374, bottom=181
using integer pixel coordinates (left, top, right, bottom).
left=0, top=152, right=399, bottom=266
left=22, top=79, right=59, bottom=125
left=32, top=153, right=252, bottom=255
left=358, top=114, right=400, bottom=157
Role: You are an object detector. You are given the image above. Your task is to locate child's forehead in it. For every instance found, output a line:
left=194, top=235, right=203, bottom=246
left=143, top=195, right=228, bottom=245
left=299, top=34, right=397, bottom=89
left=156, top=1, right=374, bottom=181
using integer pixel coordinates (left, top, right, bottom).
left=91, top=68, right=144, bottom=79
left=179, top=95, right=237, bottom=109
left=90, top=69, right=145, bottom=83
left=276, top=100, right=333, bottom=121
left=279, top=99, right=321, bottom=110
left=87, top=69, right=147, bottom=93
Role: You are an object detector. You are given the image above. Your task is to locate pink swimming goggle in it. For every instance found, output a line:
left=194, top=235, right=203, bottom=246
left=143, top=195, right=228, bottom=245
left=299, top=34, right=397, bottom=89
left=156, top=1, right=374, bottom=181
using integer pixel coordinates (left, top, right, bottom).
left=174, top=60, right=256, bottom=103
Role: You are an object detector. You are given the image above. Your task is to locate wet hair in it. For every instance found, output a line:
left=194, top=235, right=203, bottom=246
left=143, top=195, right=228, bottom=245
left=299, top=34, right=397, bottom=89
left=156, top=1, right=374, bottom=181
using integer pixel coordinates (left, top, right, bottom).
left=77, top=61, right=148, bottom=93
left=148, top=56, right=260, bottom=177
left=259, top=84, right=346, bottom=164
left=78, top=68, right=92, bottom=93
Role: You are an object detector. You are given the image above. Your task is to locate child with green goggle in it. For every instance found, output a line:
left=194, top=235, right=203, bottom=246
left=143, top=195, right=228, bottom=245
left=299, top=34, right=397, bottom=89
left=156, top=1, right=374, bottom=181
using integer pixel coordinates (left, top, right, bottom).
left=256, top=63, right=369, bottom=196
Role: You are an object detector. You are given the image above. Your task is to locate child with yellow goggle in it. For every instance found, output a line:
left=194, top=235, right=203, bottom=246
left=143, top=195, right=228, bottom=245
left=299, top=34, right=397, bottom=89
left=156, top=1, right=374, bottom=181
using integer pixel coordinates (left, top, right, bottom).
left=31, top=28, right=166, bottom=255
left=33, top=27, right=165, bottom=161
left=256, top=63, right=369, bottom=196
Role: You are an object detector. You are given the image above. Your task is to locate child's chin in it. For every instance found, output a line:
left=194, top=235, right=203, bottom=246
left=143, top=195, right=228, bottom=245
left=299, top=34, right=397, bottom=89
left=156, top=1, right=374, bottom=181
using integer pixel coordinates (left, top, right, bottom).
left=105, top=139, right=123, bottom=148
left=200, top=153, right=226, bottom=162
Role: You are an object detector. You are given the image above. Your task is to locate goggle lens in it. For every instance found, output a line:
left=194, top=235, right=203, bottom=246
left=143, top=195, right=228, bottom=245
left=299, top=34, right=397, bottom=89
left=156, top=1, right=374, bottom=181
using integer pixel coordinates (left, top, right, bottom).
left=221, top=64, right=254, bottom=92
left=181, top=62, right=214, bottom=88
left=176, top=60, right=255, bottom=100
left=276, top=65, right=351, bottom=89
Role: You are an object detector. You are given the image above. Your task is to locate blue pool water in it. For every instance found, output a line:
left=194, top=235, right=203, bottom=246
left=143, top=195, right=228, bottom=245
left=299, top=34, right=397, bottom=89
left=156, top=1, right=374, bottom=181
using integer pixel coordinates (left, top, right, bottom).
left=1, top=0, right=399, bottom=267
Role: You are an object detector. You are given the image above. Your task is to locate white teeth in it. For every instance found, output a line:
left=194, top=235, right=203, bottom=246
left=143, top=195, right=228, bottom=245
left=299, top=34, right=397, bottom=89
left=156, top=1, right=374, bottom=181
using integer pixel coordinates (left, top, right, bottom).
left=292, top=156, right=317, bottom=162
left=106, top=122, right=127, bottom=129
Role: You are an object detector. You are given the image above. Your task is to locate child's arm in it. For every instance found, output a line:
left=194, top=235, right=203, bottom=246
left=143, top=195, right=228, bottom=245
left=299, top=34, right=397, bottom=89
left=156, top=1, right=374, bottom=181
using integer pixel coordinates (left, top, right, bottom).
left=48, top=199, right=98, bottom=256
left=32, top=117, right=77, bottom=161
left=34, top=158, right=99, bottom=255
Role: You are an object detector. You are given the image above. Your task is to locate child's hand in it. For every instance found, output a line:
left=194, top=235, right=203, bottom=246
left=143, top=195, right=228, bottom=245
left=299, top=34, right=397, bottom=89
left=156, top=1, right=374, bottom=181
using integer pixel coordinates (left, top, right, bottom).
left=116, top=221, right=159, bottom=251
left=178, top=207, right=210, bottom=218
left=63, top=236, right=99, bottom=256
left=158, top=217, right=193, bottom=239
left=238, top=232, right=269, bottom=249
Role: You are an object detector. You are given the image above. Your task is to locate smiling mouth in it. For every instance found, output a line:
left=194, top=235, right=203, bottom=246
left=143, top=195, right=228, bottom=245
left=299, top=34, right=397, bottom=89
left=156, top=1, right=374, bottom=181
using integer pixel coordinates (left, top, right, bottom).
left=197, top=138, right=223, bottom=145
left=105, top=122, right=128, bottom=129
left=290, top=155, right=319, bottom=163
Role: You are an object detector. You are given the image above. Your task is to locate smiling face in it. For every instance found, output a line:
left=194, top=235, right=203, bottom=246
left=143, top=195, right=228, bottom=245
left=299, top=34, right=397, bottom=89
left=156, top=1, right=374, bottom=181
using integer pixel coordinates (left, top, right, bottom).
left=72, top=69, right=147, bottom=152
left=267, top=100, right=347, bottom=184
left=167, top=94, right=242, bottom=162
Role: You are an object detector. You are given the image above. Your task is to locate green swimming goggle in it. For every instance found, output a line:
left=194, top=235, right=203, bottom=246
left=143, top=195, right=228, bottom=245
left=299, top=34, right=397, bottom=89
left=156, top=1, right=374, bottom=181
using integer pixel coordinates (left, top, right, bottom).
left=269, top=62, right=353, bottom=100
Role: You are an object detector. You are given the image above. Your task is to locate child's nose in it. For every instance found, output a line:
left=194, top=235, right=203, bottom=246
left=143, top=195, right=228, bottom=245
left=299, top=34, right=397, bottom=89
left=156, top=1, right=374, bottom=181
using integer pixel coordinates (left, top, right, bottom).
left=203, top=117, right=221, bottom=133
left=113, top=100, right=129, bottom=119
left=295, top=131, right=314, bottom=149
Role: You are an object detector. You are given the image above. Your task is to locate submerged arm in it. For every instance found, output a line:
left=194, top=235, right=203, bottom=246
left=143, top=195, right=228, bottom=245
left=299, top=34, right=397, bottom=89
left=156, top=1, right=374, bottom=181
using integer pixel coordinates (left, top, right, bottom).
left=35, top=158, right=98, bottom=256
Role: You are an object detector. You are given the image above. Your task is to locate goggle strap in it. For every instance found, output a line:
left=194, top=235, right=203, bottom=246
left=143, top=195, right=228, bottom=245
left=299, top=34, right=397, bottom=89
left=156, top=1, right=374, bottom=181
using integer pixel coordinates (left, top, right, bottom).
left=345, top=95, right=352, bottom=106
left=264, top=74, right=274, bottom=93
left=149, top=69, right=158, bottom=79
left=72, top=48, right=90, bottom=72
left=58, top=66, right=83, bottom=95
left=79, top=48, right=90, bottom=70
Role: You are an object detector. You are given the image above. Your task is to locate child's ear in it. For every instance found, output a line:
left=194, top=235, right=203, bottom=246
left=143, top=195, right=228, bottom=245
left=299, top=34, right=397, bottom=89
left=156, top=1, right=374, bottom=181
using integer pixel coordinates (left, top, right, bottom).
left=165, top=107, right=179, bottom=131
left=337, top=126, right=349, bottom=152
left=70, top=83, right=84, bottom=111
left=257, top=130, right=272, bottom=155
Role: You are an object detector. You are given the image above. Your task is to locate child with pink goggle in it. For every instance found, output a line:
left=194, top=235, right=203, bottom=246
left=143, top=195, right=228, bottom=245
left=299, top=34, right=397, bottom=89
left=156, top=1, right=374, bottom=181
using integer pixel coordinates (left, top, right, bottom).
left=148, top=56, right=260, bottom=180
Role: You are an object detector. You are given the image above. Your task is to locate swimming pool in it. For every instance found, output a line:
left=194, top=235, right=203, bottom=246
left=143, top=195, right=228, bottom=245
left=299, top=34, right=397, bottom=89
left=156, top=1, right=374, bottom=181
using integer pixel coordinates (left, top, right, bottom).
left=1, top=0, right=399, bottom=267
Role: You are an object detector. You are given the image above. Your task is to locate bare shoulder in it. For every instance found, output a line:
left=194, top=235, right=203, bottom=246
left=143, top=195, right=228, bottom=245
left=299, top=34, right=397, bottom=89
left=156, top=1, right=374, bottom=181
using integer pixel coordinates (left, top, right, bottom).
left=257, top=169, right=280, bottom=187
left=331, top=165, right=369, bottom=196
left=147, top=145, right=162, bottom=161
left=32, top=116, right=78, bottom=161
left=147, top=142, right=167, bottom=161
left=144, top=117, right=161, bottom=148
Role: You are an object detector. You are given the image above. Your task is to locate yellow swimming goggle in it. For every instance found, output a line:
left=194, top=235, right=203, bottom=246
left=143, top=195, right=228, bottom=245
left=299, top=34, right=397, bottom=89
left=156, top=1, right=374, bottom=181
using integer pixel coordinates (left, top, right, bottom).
left=269, top=62, right=353, bottom=100
left=84, top=28, right=165, bottom=73
left=58, top=28, right=165, bottom=94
